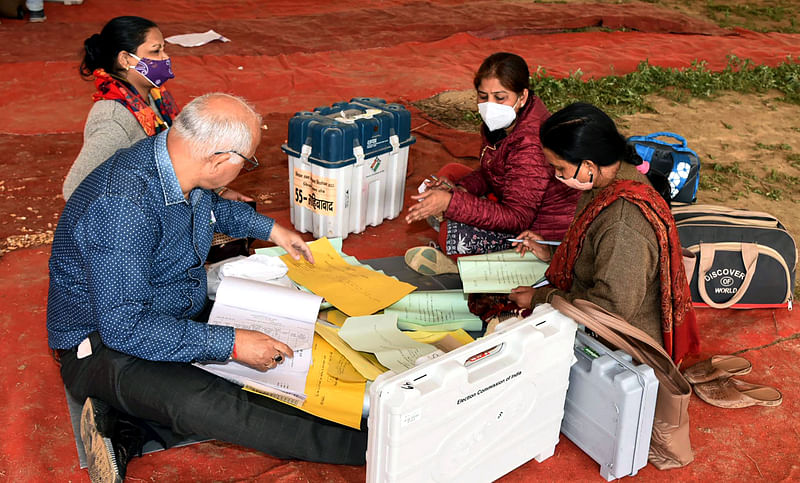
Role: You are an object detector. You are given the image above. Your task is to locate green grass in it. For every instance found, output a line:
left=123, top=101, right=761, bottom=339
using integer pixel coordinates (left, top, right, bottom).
left=705, top=1, right=798, bottom=33
left=755, top=142, right=792, bottom=151
left=527, top=55, right=800, bottom=118
left=788, top=153, right=800, bottom=169
left=699, top=161, right=800, bottom=202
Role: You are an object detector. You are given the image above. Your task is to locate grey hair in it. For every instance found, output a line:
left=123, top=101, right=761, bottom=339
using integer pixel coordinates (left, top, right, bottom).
left=171, top=93, right=262, bottom=159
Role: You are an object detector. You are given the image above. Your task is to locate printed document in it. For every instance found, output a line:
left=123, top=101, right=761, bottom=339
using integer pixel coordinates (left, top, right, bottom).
left=457, top=249, right=549, bottom=293
left=195, top=276, right=322, bottom=402
left=252, top=333, right=367, bottom=429
left=315, top=322, right=388, bottom=381
left=280, top=237, right=416, bottom=316
left=338, top=313, right=437, bottom=373
left=384, top=290, right=483, bottom=331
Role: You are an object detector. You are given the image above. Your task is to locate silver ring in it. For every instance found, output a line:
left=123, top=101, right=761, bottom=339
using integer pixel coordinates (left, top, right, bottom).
left=273, top=353, right=283, bottom=363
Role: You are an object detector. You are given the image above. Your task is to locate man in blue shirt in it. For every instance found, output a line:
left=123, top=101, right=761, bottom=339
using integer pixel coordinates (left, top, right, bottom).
left=48, top=93, right=366, bottom=481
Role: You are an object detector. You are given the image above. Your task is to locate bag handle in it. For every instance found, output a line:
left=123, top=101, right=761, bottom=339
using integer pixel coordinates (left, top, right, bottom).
left=682, top=248, right=696, bottom=285
left=697, top=242, right=758, bottom=309
left=644, top=132, right=687, bottom=148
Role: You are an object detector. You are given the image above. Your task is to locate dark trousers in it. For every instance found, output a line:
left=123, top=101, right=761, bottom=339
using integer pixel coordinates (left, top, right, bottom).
left=60, top=332, right=367, bottom=465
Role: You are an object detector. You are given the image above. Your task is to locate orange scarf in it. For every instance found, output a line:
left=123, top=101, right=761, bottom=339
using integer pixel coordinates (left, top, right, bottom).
left=92, top=68, right=179, bottom=136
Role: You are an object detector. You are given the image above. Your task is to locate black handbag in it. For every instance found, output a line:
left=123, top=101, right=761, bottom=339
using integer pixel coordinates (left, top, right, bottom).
left=672, top=205, right=796, bottom=309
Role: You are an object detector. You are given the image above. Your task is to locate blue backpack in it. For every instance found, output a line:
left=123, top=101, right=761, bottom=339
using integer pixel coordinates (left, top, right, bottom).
left=627, top=132, right=700, bottom=204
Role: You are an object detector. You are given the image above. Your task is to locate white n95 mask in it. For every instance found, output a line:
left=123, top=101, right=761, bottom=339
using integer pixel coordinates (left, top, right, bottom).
left=478, top=99, right=519, bottom=131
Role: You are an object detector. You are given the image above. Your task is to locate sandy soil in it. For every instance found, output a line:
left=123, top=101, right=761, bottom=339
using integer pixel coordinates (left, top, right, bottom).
left=528, top=0, right=800, bottom=33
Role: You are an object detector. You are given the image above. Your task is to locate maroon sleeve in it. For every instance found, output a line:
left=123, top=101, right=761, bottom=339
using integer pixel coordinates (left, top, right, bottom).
left=455, top=167, right=490, bottom=196
left=445, top=138, right=552, bottom=234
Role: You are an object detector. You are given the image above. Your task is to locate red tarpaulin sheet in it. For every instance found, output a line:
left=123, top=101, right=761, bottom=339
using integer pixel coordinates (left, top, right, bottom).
left=2, top=1, right=800, bottom=481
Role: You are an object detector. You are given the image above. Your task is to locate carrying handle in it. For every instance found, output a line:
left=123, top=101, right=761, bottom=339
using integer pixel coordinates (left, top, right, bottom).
left=463, top=343, right=503, bottom=368
left=643, top=132, right=688, bottom=148
left=697, top=243, right=758, bottom=309
left=682, top=248, right=696, bottom=285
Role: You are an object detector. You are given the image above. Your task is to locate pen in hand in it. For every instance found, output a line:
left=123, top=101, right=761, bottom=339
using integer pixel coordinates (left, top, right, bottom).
left=507, top=238, right=561, bottom=246
left=429, top=174, right=454, bottom=191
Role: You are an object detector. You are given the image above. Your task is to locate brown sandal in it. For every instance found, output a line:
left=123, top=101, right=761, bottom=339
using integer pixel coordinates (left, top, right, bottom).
left=692, top=377, right=782, bottom=409
left=682, top=355, right=752, bottom=384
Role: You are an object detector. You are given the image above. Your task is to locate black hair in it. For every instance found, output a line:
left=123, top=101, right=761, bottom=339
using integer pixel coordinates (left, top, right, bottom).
left=473, top=52, right=530, bottom=94
left=540, top=102, right=671, bottom=203
left=80, top=16, right=159, bottom=78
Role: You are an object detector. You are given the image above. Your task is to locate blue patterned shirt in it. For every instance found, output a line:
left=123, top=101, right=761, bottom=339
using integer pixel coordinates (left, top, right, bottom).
left=47, top=131, right=274, bottom=362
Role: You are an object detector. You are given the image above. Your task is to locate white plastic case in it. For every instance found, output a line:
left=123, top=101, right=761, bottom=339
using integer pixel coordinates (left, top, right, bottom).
left=366, top=304, right=577, bottom=482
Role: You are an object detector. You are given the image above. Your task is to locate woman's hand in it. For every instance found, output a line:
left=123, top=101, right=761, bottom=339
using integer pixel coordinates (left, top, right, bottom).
left=219, top=187, right=254, bottom=202
left=511, top=230, right=552, bottom=261
left=405, top=189, right=453, bottom=224
left=424, top=175, right=454, bottom=192
left=232, top=329, right=294, bottom=372
left=268, top=223, right=314, bottom=263
left=508, top=286, right=536, bottom=310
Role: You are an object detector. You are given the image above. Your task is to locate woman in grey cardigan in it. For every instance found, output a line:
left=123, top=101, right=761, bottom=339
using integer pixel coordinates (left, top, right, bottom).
left=64, top=16, right=250, bottom=203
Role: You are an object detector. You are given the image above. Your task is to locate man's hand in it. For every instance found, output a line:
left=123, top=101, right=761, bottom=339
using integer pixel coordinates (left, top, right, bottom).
left=269, top=223, right=314, bottom=263
left=509, top=286, right=536, bottom=310
left=232, top=329, right=294, bottom=372
left=405, top=189, right=453, bottom=224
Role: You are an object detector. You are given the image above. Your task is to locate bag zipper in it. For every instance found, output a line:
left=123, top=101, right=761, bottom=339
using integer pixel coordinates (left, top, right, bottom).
left=675, top=216, right=780, bottom=228
left=672, top=205, right=779, bottom=224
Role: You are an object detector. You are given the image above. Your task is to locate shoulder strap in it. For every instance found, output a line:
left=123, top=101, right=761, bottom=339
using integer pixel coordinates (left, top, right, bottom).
left=551, top=296, right=691, bottom=395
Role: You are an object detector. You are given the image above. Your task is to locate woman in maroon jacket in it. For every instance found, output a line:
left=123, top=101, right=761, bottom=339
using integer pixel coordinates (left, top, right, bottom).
left=405, top=52, right=580, bottom=263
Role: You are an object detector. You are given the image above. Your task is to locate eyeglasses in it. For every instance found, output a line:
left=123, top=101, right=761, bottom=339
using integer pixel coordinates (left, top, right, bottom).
left=214, top=150, right=259, bottom=171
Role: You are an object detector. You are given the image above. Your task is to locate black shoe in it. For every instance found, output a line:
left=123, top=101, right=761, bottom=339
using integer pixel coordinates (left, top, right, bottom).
left=80, top=398, right=145, bottom=483
left=28, top=9, right=46, bottom=22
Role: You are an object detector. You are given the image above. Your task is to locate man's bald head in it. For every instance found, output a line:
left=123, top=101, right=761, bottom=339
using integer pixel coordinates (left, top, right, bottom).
left=171, top=93, right=262, bottom=161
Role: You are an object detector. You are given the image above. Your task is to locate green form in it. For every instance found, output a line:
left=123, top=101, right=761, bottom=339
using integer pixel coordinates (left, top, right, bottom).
left=457, top=249, right=549, bottom=293
left=384, top=290, right=483, bottom=332
left=338, top=313, right=437, bottom=373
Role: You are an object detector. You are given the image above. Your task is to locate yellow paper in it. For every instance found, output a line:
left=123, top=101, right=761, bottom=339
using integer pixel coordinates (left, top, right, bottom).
left=321, top=308, right=349, bottom=327
left=261, top=333, right=366, bottom=429
left=281, top=238, right=416, bottom=316
left=316, top=323, right=388, bottom=381
left=404, top=329, right=475, bottom=347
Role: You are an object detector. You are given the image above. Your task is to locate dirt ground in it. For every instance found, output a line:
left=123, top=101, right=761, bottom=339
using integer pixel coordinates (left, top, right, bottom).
left=531, top=0, right=800, bottom=34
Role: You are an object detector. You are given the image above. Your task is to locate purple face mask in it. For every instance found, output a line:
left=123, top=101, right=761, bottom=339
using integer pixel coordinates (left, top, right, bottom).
left=129, top=53, right=174, bottom=88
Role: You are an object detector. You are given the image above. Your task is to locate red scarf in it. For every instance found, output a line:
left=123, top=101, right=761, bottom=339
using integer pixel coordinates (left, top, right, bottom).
left=546, top=179, right=699, bottom=363
left=91, top=68, right=179, bottom=136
